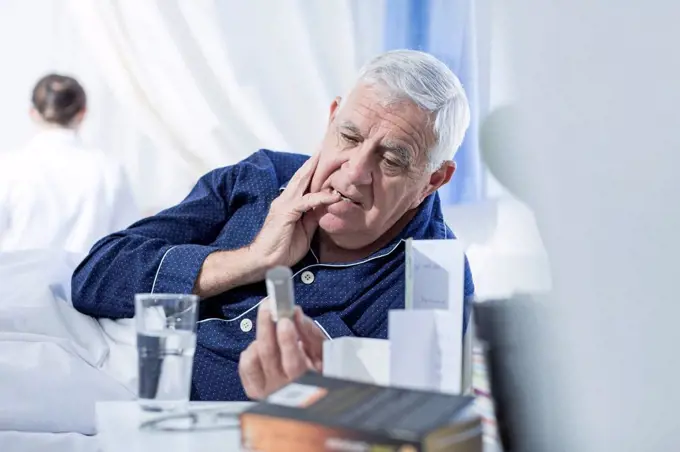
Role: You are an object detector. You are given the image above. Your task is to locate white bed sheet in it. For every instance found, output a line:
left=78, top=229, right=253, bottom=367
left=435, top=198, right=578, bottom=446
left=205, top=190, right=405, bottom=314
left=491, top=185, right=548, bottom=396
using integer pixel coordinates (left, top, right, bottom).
left=0, top=430, right=99, bottom=452
left=0, top=249, right=136, bottom=435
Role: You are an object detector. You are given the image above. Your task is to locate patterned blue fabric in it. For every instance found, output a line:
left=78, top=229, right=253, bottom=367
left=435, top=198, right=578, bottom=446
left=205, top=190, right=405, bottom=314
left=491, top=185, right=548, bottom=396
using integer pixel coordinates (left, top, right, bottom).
left=72, top=150, right=475, bottom=401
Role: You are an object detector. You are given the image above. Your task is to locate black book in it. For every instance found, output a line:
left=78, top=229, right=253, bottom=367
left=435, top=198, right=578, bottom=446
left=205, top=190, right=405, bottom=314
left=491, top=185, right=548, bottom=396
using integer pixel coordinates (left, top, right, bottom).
left=240, top=372, right=482, bottom=452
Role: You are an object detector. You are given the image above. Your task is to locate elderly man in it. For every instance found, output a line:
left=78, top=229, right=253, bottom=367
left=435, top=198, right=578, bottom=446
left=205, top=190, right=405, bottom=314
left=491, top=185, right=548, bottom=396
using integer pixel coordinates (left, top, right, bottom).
left=72, top=49, right=475, bottom=401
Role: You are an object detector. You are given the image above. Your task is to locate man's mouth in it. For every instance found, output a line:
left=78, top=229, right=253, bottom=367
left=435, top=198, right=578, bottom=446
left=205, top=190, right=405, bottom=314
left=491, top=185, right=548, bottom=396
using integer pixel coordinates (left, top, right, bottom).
left=332, top=189, right=361, bottom=206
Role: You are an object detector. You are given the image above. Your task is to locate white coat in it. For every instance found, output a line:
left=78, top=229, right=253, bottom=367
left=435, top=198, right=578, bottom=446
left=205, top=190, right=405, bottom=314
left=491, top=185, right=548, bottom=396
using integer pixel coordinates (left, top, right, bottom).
left=0, top=129, right=139, bottom=253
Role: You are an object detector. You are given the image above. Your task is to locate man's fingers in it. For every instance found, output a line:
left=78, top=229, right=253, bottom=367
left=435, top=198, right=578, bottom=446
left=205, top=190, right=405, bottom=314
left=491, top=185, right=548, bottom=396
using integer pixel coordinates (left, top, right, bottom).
left=239, top=342, right=265, bottom=400
left=294, top=307, right=325, bottom=365
left=283, top=152, right=320, bottom=198
left=294, top=307, right=313, bottom=345
left=301, top=211, right=320, bottom=242
left=256, top=299, right=285, bottom=381
left=293, top=191, right=340, bottom=215
left=271, top=191, right=337, bottom=227
left=277, top=318, right=310, bottom=379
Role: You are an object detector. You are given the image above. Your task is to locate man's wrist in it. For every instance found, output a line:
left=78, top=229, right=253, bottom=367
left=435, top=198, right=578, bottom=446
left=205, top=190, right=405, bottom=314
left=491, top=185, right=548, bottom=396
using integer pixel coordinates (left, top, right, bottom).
left=238, top=245, right=270, bottom=283
left=244, top=240, right=281, bottom=274
left=195, top=247, right=268, bottom=298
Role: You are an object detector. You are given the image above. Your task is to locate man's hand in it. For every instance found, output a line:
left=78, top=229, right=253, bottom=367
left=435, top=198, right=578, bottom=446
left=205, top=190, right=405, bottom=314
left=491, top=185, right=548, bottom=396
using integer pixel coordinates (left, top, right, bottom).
left=250, top=152, right=340, bottom=269
left=239, top=301, right=327, bottom=400
left=193, top=153, right=339, bottom=299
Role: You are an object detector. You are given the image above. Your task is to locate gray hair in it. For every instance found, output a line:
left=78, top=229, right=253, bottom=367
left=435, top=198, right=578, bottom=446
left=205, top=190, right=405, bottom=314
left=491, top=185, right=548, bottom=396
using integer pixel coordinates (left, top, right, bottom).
left=354, top=50, right=470, bottom=172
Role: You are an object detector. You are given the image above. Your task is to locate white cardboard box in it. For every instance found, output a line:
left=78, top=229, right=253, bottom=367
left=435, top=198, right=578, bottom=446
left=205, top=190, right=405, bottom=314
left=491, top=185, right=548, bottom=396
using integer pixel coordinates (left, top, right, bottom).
left=389, top=309, right=462, bottom=394
left=322, top=337, right=390, bottom=386
left=392, top=239, right=466, bottom=394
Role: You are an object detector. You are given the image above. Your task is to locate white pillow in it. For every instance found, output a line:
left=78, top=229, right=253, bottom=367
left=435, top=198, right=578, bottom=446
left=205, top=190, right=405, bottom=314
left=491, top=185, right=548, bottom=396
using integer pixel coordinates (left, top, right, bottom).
left=0, top=249, right=135, bottom=434
left=0, top=249, right=109, bottom=366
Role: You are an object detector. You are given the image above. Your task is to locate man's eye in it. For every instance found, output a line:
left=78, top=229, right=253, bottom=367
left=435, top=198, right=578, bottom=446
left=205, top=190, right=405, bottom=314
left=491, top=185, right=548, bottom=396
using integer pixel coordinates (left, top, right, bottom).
left=341, top=133, right=360, bottom=144
left=382, top=157, right=405, bottom=170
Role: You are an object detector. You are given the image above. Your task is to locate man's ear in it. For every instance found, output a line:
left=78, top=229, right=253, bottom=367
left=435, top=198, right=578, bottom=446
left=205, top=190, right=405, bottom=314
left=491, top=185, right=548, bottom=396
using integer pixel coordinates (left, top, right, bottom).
left=413, top=161, right=456, bottom=207
left=328, top=96, right=342, bottom=125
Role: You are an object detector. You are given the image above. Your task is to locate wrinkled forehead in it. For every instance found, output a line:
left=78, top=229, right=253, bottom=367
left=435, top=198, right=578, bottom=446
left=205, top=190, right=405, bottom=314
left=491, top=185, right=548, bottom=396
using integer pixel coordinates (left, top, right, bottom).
left=337, top=84, right=436, bottom=160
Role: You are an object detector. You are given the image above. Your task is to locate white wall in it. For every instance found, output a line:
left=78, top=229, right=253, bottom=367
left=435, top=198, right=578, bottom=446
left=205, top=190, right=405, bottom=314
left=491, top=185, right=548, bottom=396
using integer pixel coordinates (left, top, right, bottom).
left=505, top=1, right=680, bottom=450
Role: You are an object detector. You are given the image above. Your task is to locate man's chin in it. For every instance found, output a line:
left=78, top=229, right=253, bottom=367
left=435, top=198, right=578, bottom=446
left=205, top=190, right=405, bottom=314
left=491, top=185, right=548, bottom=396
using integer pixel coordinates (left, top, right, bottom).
left=318, top=213, right=355, bottom=235
left=318, top=213, right=385, bottom=251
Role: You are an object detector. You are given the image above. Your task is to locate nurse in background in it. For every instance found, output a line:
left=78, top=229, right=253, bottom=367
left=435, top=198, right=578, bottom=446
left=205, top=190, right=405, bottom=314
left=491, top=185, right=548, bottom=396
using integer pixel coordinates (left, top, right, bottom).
left=0, top=73, right=139, bottom=254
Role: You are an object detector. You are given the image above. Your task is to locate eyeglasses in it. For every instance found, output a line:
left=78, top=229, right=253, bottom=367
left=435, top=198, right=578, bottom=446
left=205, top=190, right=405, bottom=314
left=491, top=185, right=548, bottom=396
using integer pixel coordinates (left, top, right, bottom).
left=139, top=407, right=241, bottom=432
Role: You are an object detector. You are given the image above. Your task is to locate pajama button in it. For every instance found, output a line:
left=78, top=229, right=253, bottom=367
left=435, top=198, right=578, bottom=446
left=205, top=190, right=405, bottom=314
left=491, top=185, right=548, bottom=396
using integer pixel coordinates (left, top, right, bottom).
left=301, top=271, right=315, bottom=285
left=240, top=318, right=253, bottom=332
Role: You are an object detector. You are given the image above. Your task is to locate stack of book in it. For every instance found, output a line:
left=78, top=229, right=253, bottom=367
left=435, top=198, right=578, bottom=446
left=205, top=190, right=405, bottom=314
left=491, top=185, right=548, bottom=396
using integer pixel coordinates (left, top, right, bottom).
left=240, top=372, right=482, bottom=452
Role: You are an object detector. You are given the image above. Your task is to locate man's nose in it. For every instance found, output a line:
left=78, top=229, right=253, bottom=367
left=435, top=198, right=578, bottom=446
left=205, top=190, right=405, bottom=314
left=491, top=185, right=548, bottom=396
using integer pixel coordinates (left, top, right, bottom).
left=342, top=147, right=373, bottom=186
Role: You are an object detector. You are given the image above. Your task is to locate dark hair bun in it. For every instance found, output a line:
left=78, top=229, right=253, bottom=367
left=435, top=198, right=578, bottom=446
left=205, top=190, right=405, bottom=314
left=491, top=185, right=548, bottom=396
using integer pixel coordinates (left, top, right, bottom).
left=31, top=74, right=86, bottom=126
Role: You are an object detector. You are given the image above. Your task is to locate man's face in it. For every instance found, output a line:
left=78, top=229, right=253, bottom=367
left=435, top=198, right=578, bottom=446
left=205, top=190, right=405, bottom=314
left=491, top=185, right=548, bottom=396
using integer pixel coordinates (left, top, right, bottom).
left=308, top=84, right=454, bottom=250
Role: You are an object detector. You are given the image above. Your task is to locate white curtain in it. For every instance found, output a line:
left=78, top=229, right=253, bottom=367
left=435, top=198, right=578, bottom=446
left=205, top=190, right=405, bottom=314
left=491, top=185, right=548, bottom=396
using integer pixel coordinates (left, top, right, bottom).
left=0, top=0, right=149, bottom=204
left=64, top=0, right=384, bottom=211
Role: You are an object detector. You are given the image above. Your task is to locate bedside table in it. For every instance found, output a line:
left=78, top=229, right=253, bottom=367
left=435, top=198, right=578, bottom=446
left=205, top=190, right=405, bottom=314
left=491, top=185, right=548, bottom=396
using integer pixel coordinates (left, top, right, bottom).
left=96, top=401, right=253, bottom=452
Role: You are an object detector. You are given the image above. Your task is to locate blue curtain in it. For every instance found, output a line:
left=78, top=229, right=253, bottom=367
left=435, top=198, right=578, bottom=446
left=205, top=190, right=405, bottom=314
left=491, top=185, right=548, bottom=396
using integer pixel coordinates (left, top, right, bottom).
left=384, top=0, right=482, bottom=204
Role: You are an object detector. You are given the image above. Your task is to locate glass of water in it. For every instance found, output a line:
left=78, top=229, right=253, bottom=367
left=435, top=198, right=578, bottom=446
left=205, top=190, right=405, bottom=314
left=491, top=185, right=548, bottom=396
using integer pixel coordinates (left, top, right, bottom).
left=135, top=293, right=199, bottom=412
